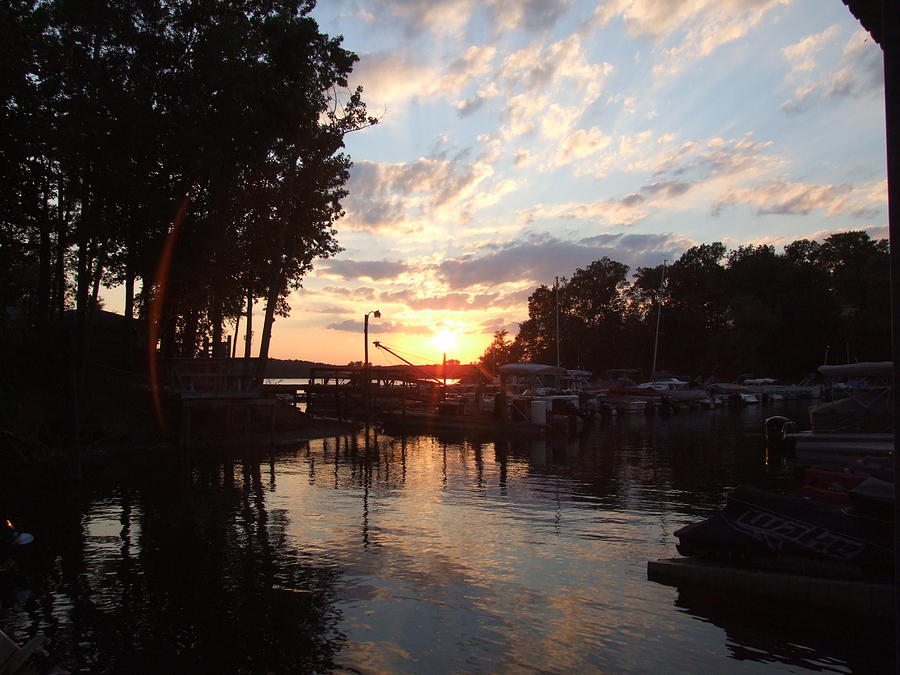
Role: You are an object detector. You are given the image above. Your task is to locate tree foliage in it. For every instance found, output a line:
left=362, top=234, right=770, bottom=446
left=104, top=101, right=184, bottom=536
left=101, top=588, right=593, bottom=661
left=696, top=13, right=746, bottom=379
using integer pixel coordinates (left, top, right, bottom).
left=0, top=0, right=374, bottom=364
left=486, top=231, right=889, bottom=381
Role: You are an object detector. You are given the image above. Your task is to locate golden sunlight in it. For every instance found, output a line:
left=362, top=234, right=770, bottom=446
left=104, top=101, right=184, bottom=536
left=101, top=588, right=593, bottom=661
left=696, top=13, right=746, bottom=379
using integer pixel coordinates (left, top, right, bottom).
left=431, top=329, right=459, bottom=355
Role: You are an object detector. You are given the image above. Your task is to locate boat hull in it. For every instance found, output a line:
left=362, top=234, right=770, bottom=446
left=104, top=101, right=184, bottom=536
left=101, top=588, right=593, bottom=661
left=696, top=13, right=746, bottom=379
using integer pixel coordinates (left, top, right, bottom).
left=674, top=485, right=893, bottom=583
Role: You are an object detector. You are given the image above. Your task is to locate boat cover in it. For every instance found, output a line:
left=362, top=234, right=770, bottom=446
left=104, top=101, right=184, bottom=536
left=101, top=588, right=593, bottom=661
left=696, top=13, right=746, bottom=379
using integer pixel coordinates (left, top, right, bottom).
left=675, top=485, right=893, bottom=582
left=818, top=362, right=892, bottom=379
left=808, top=388, right=891, bottom=432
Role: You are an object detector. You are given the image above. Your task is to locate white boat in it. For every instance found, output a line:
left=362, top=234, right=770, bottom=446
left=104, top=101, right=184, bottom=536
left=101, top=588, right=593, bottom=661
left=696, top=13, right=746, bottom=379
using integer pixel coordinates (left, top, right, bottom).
left=737, top=392, right=759, bottom=405
left=770, top=361, right=893, bottom=469
left=497, top=363, right=584, bottom=426
left=635, top=378, right=709, bottom=405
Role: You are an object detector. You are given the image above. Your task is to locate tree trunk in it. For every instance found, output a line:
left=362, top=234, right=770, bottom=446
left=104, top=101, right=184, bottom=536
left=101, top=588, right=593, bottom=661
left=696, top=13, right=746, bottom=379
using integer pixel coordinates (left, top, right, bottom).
left=124, top=257, right=135, bottom=319
left=182, top=310, right=199, bottom=357
left=54, top=184, right=67, bottom=316
left=90, top=245, right=105, bottom=308
left=37, top=189, right=52, bottom=327
left=257, top=260, right=283, bottom=371
left=243, top=291, right=253, bottom=358
left=211, top=304, right=223, bottom=356
left=232, top=311, right=241, bottom=358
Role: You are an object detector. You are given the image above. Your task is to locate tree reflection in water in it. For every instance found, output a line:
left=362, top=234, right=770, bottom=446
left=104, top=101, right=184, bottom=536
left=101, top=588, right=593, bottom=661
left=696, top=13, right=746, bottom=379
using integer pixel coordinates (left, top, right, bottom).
left=0, top=453, right=344, bottom=674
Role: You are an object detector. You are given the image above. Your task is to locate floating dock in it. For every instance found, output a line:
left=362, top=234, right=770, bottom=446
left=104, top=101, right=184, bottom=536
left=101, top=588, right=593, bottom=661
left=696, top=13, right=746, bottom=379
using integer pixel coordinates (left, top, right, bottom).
left=647, top=557, right=893, bottom=618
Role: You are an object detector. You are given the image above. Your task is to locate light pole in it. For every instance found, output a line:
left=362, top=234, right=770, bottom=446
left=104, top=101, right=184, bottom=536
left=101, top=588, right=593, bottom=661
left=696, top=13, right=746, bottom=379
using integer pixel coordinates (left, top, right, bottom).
left=364, top=310, right=381, bottom=367
left=363, top=310, right=380, bottom=423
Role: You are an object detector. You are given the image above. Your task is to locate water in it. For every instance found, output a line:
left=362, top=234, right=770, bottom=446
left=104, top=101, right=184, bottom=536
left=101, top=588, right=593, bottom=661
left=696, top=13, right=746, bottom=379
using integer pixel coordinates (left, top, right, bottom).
left=0, top=403, right=892, bottom=673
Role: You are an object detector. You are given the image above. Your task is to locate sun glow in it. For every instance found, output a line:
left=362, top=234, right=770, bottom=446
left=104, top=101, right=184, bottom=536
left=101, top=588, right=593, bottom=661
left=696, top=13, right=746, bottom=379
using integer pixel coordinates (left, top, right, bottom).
left=431, top=329, right=459, bottom=355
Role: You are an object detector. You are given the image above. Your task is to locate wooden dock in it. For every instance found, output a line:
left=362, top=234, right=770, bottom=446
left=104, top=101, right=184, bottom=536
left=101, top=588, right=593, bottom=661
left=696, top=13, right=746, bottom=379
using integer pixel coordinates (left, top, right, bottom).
left=165, top=358, right=275, bottom=444
left=267, top=366, right=445, bottom=420
left=647, top=557, right=893, bottom=618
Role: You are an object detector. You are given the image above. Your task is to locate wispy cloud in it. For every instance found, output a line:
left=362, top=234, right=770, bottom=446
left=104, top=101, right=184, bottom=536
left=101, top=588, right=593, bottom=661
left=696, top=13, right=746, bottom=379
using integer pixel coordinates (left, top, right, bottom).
left=713, top=178, right=885, bottom=218
left=342, top=154, right=501, bottom=233
left=592, top=0, right=789, bottom=78
left=374, top=0, right=572, bottom=38
left=781, top=28, right=883, bottom=113
left=782, top=24, right=840, bottom=79
left=436, top=232, right=691, bottom=289
left=319, top=259, right=410, bottom=281
left=327, top=318, right=428, bottom=334
left=320, top=286, right=377, bottom=300
left=353, top=44, right=496, bottom=109
left=497, top=35, right=613, bottom=139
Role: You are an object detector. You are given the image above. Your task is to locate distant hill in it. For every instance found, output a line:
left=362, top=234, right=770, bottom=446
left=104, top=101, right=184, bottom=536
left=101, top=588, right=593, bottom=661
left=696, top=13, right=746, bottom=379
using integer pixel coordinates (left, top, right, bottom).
left=264, top=358, right=337, bottom=378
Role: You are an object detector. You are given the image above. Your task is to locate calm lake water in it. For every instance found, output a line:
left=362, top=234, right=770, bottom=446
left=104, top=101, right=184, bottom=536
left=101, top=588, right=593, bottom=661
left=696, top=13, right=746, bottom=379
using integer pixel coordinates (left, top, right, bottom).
left=0, top=402, right=893, bottom=673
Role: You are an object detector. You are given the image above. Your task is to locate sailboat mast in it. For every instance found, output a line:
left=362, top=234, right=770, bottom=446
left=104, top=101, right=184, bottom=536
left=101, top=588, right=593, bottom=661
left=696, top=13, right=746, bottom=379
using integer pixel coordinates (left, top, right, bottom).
left=650, top=260, right=667, bottom=380
left=555, top=276, right=560, bottom=368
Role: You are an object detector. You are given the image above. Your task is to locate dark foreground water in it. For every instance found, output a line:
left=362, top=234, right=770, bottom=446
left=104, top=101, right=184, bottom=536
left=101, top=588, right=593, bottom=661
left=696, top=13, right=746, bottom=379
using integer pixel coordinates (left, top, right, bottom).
left=1, top=403, right=893, bottom=673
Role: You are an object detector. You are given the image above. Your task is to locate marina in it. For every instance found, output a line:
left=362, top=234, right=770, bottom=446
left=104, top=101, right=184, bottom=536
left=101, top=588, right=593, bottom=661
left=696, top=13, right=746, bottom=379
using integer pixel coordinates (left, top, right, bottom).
left=0, top=402, right=891, bottom=673
left=1, top=1, right=895, bottom=672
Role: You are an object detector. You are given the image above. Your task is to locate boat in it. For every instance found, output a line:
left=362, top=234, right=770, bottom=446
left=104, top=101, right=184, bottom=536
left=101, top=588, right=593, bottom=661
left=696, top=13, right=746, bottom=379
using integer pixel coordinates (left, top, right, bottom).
left=673, top=484, right=893, bottom=583
left=497, top=363, right=584, bottom=430
left=767, top=362, right=893, bottom=469
left=379, top=363, right=586, bottom=435
left=736, top=392, right=759, bottom=405
left=650, top=453, right=895, bottom=615
left=0, top=628, right=68, bottom=675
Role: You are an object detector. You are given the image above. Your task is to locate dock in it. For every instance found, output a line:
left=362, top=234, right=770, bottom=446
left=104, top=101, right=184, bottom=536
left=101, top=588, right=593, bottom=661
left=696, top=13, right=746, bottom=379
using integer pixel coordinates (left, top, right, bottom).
left=269, top=365, right=444, bottom=419
left=165, top=357, right=275, bottom=444
left=647, top=557, right=893, bottom=618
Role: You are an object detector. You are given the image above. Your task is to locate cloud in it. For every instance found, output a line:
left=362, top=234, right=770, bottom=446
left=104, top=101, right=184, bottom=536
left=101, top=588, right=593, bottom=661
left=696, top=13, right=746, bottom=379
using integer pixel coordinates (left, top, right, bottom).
left=498, top=35, right=613, bottom=138
left=387, top=291, right=501, bottom=311
left=373, top=285, right=532, bottom=312
left=383, top=0, right=477, bottom=38
left=479, top=316, right=509, bottom=333
left=352, top=52, right=439, bottom=108
left=523, top=132, right=779, bottom=231
left=372, top=0, right=573, bottom=39
left=592, top=0, right=789, bottom=78
left=782, top=25, right=840, bottom=79
left=326, top=318, right=429, bottom=335
left=781, top=29, right=883, bottom=113
left=552, top=127, right=612, bottom=166
left=436, top=232, right=692, bottom=289
left=491, top=0, right=572, bottom=33
left=501, top=34, right=612, bottom=101
left=305, top=304, right=353, bottom=314
left=641, top=179, right=692, bottom=198
left=342, top=155, right=496, bottom=233
left=319, top=259, right=409, bottom=281
left=352, top=44, right=496, bottom=109
left=713, top=178, right=885, bottom=218
left=477, top=315, right=526, bottom=334
left=522, top=195, right=650, bottom=227
left=650, top=135, right=776, bottom=183
left=320, top=286, right=377, bottom=300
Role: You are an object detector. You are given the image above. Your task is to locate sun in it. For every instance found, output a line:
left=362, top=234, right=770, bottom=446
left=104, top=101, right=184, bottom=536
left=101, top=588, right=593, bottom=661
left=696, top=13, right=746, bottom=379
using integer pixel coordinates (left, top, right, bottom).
left=431, top=329, right=458, bottom=355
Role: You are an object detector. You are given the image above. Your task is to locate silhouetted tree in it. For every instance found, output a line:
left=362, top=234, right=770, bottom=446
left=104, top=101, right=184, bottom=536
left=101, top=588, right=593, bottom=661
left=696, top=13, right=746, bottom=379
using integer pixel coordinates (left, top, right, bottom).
left=479, top=329, right=519, bottom=373
left=480, top=232, right=888, bottom=381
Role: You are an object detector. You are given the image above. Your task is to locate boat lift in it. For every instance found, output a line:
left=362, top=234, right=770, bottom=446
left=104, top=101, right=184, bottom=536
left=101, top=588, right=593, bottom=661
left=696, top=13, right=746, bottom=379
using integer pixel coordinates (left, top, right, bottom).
left=372, top=341, right=446, bottom=386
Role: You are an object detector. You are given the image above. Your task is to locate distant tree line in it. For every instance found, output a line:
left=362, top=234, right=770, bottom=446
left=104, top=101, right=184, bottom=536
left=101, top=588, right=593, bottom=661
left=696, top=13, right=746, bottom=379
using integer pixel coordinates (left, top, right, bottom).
left=1, top=0, right=373, bottom=366
left=479, top=231, right=889, bottom=382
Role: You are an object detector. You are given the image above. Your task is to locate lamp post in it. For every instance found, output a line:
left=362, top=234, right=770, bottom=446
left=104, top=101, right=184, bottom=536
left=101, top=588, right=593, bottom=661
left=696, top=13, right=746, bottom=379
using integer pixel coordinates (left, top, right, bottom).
left=364, top=310, right=381, bottom=367
left=363, top=310, right=380, bottom=423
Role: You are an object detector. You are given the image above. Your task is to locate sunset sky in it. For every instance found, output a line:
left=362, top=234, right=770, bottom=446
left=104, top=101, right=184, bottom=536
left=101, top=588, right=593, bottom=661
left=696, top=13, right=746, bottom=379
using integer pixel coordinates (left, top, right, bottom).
left=119, top=0, right=891, bottom=367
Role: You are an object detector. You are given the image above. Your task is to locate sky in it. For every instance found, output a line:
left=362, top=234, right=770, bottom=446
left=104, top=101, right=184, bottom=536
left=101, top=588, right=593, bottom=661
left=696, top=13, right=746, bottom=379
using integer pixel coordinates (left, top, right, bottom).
left=122, top=0, right=893, bottom=367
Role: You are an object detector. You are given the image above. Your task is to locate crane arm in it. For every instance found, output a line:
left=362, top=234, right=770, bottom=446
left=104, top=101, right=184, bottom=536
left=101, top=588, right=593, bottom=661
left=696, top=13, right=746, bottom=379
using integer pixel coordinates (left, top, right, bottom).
left=373, top=341, right=444, bottom=385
